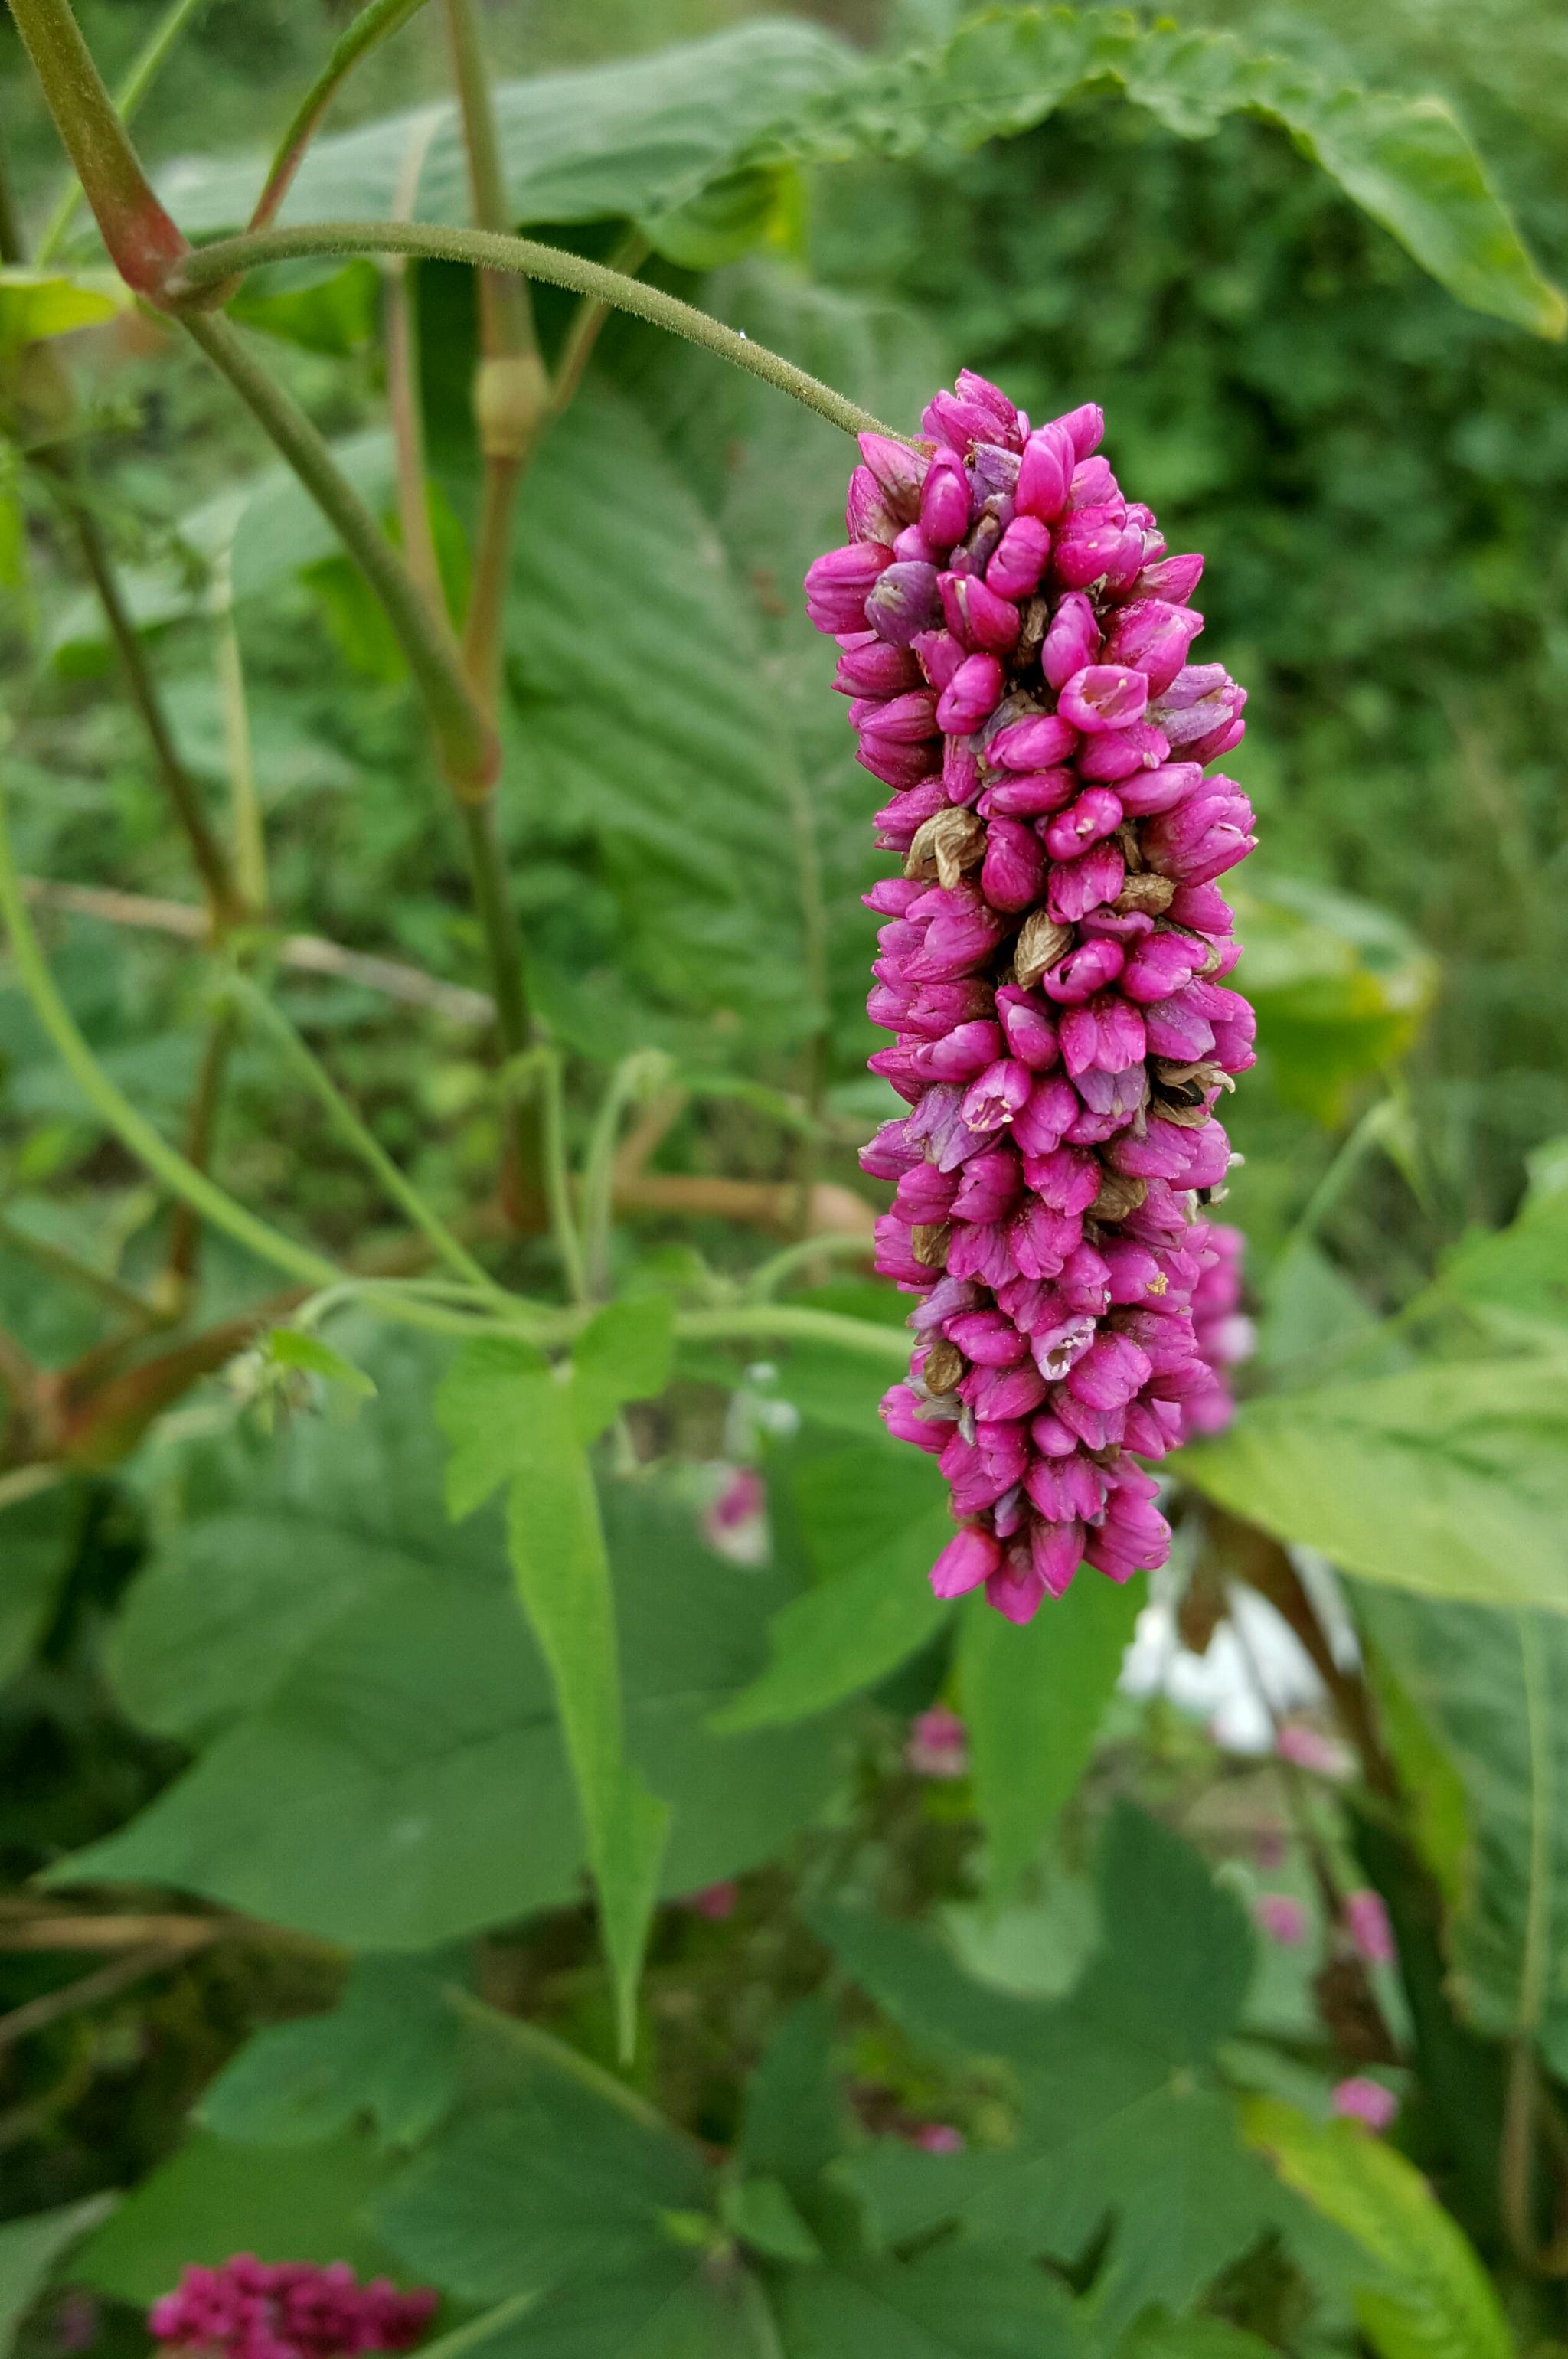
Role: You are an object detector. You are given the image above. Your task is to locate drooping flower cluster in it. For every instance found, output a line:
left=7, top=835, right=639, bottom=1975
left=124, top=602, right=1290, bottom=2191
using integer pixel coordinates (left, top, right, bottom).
left=804, top=372, right=1257, bottom=1624
left=149, top=2260, right=436, bottom=2359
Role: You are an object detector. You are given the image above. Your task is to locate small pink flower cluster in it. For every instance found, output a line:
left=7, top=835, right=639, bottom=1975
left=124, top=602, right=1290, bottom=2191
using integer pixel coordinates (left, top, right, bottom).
left=804, top=372, right=1256, bottom=1622
left=149, top=2260, right=435, bottom=2359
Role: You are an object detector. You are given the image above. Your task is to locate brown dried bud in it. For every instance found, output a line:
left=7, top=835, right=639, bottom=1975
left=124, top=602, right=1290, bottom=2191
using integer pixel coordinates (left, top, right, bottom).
left=910, top=1223, right=951, bottom=1269
left=905, top=806, right=987, bottom=890
left=1115, top=871, right=1176, bottom=916
left=1013, top=909, right=1073, bottom=988
left=923, top=1335, right=965, bottom=1394
left=1155, top=1058, right=1233, bottom=1096
left=1089, top=1170, right=1148, bottom=1221
left=1156, top=1097, right=1212, bottom=1129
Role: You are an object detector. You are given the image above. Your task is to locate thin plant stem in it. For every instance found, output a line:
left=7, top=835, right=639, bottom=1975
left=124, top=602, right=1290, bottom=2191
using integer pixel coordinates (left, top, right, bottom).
left=504, top=1047, right=587, bottom=1305
left=164, top=1003, right=236, bottom=1296
left=0, top=791, right=340, bottom=1292
left=214, top=554, right=268, bottom=911
left=545, top=233, right=650, bottom=423
left=383, top=102, right=448, bottom=620
left=745, top=1230, right=874, bottom=1300
left=178, top=307, right=498, bottom=798
left=675, top=1302, right=909, bottom=1366
left=248, top=0, right=439, bottom=237
left=34, top=0, right=212, bottom=265
left=580, top=1050, right=671, bottom=1299
left=64, top=492, right=241, bottom=922
left=167, top=224, right=900, bottom=441
left=224, top=974, right=505, bottom=1298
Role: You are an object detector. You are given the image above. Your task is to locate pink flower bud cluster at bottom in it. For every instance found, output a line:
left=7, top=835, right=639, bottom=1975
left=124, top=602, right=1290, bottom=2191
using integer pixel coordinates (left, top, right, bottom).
left=804, top=371, right=1257, bottom=1623
left=149, top=2260, right=436, bottom=2359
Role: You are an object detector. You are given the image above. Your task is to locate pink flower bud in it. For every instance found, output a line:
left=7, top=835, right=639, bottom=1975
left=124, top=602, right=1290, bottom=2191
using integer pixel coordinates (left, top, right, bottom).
left=1057, top=665, right=1150, bottom=734
left=1344, top=1889, right=1396, bottom=1966
left=946, top=1308, right=1027, bottom=1365
left=983, top=766, right=1078, bottom=818
left=1010, top=1199, right=1083, bottom=1280
left=1040, top=591, right=1101, bottom=690
left=805, top=541, right=893, bottom=632
left=835, top=635, right=923, bottom=698
left=950, top=1146, right=1024, bottom=1225
left=1120, top=929, right=1209, bottom=1003
left=1011, top=1073, right=1080, bottom=1156
left=1143, top=782, right=1256, bottom=884
left=1046, top=842, right=1126, bottom=926
left=986, top=711, right=1080, bottom=770
left=1057, top=402, right=1106, bottom=458
left=982, top=815, right=1049, bottom=912
left=1041, top=936, right=1125, bottom=1004
left=929, top=1524, right=1002, bottom=1598
left=847, top=465, right=901, bottom=546
left=961, top=1057, right=1034, bottom=1132
left=1114, top=760, right=1203, bottom=816
left=912, top=1019, right=1005, bottom=1083
left=1060, top=993, right=1146, bottom=1077
left=1332, top=2077, right=1400, bottom=2133
left=1021, top=1142, right=1102, bottom=1214
left=959, top=1359, right=1049, bottom=1421
left=940, top=572, right=1022, bottom=655
left=985, top=515, right=1053, bottom=600
left=858, top=430, right=929, bottom=521
left=920, top=448, right=974, bottom=547
left=1135, top=551, right=1204, bottom=603
left=936, top=652, right=1006, bottom=734
left=995, top=985, right=1059, bottom=1070
left=1042, top=787, right=1124, bottom=861
left=1016, top=420, right=1076, bottom=520
left=1075, top=720, right=1171, bottom=782
left=924, top=369, right=1024, bottom=455
left=1102, top=597, right=1205, bottom=695
left=866, top=559, right=942, bottom=645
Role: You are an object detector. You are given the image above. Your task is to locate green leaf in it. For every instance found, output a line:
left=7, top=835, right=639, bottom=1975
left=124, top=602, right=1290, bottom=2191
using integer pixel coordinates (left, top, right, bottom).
left=1231, top=878, right=1438, bottom=1125
left=1118, top=2321, right=1279, bottom=2359
left=714, top=1443, right=952, bottom=1730
left=0, top=2198, right=116, bottom=2358
left=0, top=436, right=26, bottom=597
left=1243, top=2096, right=1516, bottom=2359
left=719, top=2176, right=820, bottom=2263
left=736, top=2000, right=846, bottom=2200
left=438, top=2254, right=778, bottom=2359
left=773, top=2242, right=1081, bottom=2357
left=374, top=2083, right=705, bottom=2302
left=570, top=1298, right=675, bottom=1443
left=267, top=1325, right=378, bottom=1397
left=0, top=1481, right=78, bottom=1688
left=73, top=2131, right=401, bottom=2303
left=958, top=1576, right=1139, bottom=1898
left=0, top=267, right=131, bottom=349
left=162, top=21, right=854, bottom=250
left=1180, top=1356, right=1568, bottom=1611
left=1439, top=1138, right=1568, bottom=1341
left=198, top=1957, right=461, bottom=2148
left=1353, top=1586, right=1568, bottom=2073
left=67, top=1351, right=838, bottom=1946
left=436, top=1335, right=551, bottom=1519
left=752, top=8, right=1564, bottom=338
left=1086, top=1804, right=1256, bottom=2073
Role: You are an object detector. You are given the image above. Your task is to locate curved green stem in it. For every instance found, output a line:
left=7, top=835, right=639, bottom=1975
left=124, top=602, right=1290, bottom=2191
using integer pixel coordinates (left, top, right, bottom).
left=501, top=1047, right=587, bottom=1304
left=224, top=973, right=505, bottom=1299
left=249, top=0, right=438, bottom=236
left=581, top=1050, right=673, bottom=1300
left=167, top=224, right=899, bottom=440
left=34, top=0, right=212, bottom=264
left=744, top=1230, right=875, bottom=1301
left=675, top=1302, right=909, bottom=1367
left=0, top=799, right=339, bottom=1292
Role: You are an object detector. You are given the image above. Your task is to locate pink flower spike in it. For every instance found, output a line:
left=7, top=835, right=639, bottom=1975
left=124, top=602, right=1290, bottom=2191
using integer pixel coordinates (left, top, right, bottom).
left=1332, top=2077, right=1400, bottom=2133
left=1255, top=1893, right=1309, bottom=1947
left=1344, top=1889, right=1396, bottom=1967
left=906, top=1706, right=969, bottom=1779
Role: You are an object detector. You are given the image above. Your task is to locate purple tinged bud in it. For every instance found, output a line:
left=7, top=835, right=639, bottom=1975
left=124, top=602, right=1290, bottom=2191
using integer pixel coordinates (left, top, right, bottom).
left=951, top=1146, right=1024, bottom=1224
left=940, top=572, right=1022, bottom=655
left=1057, top=665, right=1149, bottom=734
left=835, top=636, right=923, bottom=697
left=995, top=985, right=1059, bottom=1070
left=1011, top=1199, right=1083, bottom=1280
left=924, top=370, right=1024, bottom=456
left=893, top=524, right=937, bottom=563
left=985, top=515, right=1053, bottom=600
left=867, top=1044, right=925, bottom=1102
left=881, top=1384, right=951, bottom=1456
left=861, top=688, right=940, bottom=743
left=912, top=1019, right=1004, bottom=1082
left=959, top=1360, right=1049, bottom=1420
left=1149, top=667, right=1247, bottom=756
left=929, top=1524, right=1003, bottom=1599
left=920, top=449, right=975, bottom=546
left=967, top=443, right=1022, bottom=510
left=946, top=1308, right=1027, bottom=1366
left=943, top=737, right=985, bottom=805
left=1043, top=786, right=1124, bottom=860
left=864, top=877, right=924, bottom=916
left=946, top=1218, right=1018, bottom=1286
left=1057, top=1242, right=1112, bottom=1314
left=1011, top=1073, right=1080, bottom=1155
left=1143, top=782, right=1256, bottom=884
left=1031, top=1515, right=1086, bottom=1601
left=1102, top=599, right=1205, bottom=697
left=866, top=560, right=943, bottom=645
left=1135, top=552, right=1204, bottom=603
left=1120, top=929, right=1208, bottom=1002
left=873, top=777, right=947, bottom=851
left=1143, top=987, right=1217, bottom=1064
left=1057, top=403, right=1105, bottom=459
left=982, top=815, right=1050, bottom=912
left=987, top=712, right=1080, bottom=770
left=1046, top=846, right=1127, bottom=930
left=1041, top=593, right=1100, bottom=690
left=859, top=1117, right=922, bottom=1179
left=858, top=431, right=929, bottom=522
left=941, top=1417, right=1030, bottom=1511
left=805, top=541, right=894, bottom=632
left=847, top=465, right=901, bottom=546
left=936, top=652, right=1006, bottom=734
left=1021, top=1142, right=1102, bottom=1215
left=1075, top=721, right=1171, bottom=783
left=961, top=1057, right=1034, bottom=1132
left=1016, top=421, right=1076, bottom=521
left=895, top=1162, right=960, bottom=1223
left=1102, top=1238, right=1167, bottom=1301
left=1067, top=1331, right=1153, bottom=1410
left=1054, top=1390, right=1125, bottom=1452
left=985, top=1547, right=1049, bottom=1623
left=1067, top=456, right=1121, bottom=511
left=983, top=766, right=1078, bottom=818
left=903, top=979, right=995, bottom=1040
left=1060, top=992, right=1146, bottom=1077
left=1169, top=880, right=1233, bottom=932
left=859, top=731, right=936, bottom=792
left=906, top=890, right=1008, bottom=981
left=1188, top=708, right=1248, bottom=765
left=1114, top=761, right=1203, bottom=816
left=874, top=1211, right=928, bottom=1284
left=910, top=1275, right=984, bottom=1331
left=915, top=629, right=965, bottom=693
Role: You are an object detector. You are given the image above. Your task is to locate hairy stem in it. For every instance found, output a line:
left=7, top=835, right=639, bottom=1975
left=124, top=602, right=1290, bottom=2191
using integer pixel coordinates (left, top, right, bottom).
left=34, top=0, right=211, bottom=265
left=167, top=224, right=898, bottom=440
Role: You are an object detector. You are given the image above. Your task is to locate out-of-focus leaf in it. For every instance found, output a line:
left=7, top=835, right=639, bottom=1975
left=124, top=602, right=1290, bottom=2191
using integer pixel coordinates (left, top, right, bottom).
left=718, top=2176, right=819, bottom=2263
left=1243, top=2096, right=1514, bottom=2359
left=73, top=2132, right=400, bottom=2302
left=773, top=2242, right=1081, bottom=2357
left=0, top=2198, right=116, bottom=2357
left=198, top=1958, right=461, bottom=2149
left=158, top=22, right=854, bottom=253
left=0, top=1481, right=78, bottom=1687
left=570, top=1298, right=675, bottom=1443
left=0, top=268, right=131, bottom=349
left=1354, top=1586, right=1568, bottom=2076
left=1439, top=1136, right=1568, bottom=1339
left=1180, top=1356, right=1568, bottom=1611
left=736, top=2000, right=846, bottom=2201
left=374, top=2081, right=705, bottom=2302
left=1232, top=877, right=1439, bottom=1123
left=226, top=258, right=382, bottom=354
left=1119, top=2321, right=1279, bottom=2358
left=0, top=436, right=25, bottom=596
left=63, top=1341, right=841, bottom=1943
left=750, top=8, right=1564, bottom=337
left=1256, top=1238, right=1378, bottom=1370
left=267, top=1325, right=377, bottom=1397
left=505, top=384, right=810, bottom=1044
left=436, top=2254, right=778, bottom=2359
left=958, top=1576, right=1139, bottom=1897
left=714, top=1443, right=952, bottom=1730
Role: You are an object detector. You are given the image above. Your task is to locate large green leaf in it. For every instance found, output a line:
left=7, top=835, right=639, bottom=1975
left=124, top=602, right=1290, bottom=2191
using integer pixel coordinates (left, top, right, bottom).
left=1243, top=2096, right=1515, bottom=2359
left=430, top=2255, right=778, bottom=2359
left=157, top=22, right=854, bottom=251
left=1439, top=1138, right=1568, bottom=1341
left=198, top=1957, right=462, bottom=2149
left=773, top=2242, right=1081, bottom=2357
left=1180, top=1357, right=1568, bottom=1611
left=1231, top=877, right=1438, bottom=1124
left=60, top=1340, right=841, bottom=1943
left=73, top=2132, right=401, bottom=2303
left=1354, top=1586, right=1568, bottom=2076
left=957, top=1576, right=1140, bottom=1898
left=0, top=266, right=131, bottom=349
left=751, top=8, right=1564, bottom=337
left=504, top=383, right=811, bottom=1047
left=715, top=1443, right=953, bottom=1732
left=0, top=2198, right=116, bottom=2359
